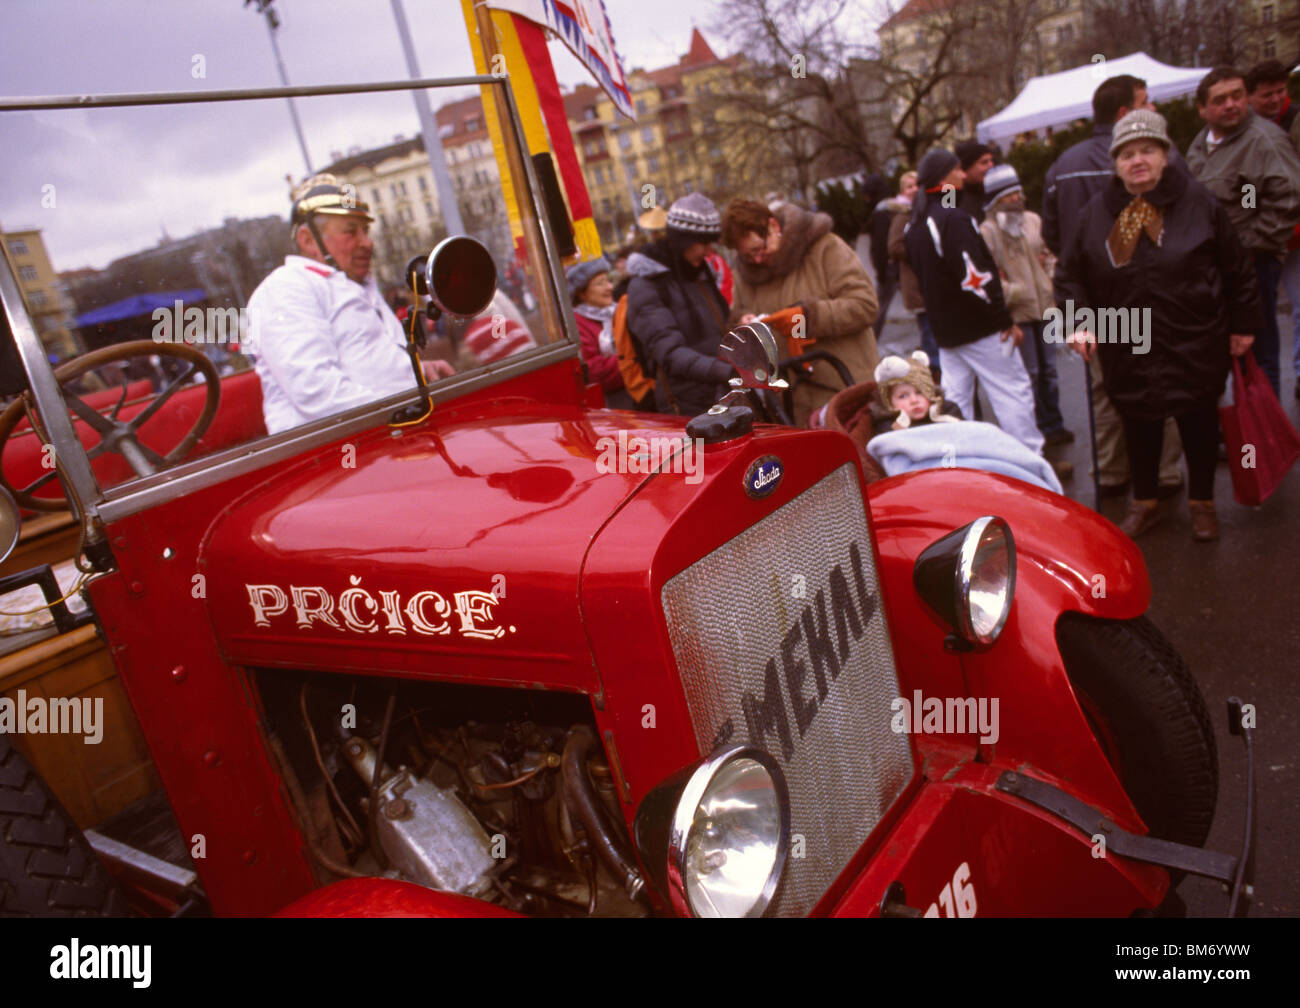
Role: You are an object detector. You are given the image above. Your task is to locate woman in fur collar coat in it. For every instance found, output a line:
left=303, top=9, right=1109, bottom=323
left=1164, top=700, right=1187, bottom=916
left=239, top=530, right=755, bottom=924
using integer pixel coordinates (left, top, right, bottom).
left=721, top=198, right=880, bottom=425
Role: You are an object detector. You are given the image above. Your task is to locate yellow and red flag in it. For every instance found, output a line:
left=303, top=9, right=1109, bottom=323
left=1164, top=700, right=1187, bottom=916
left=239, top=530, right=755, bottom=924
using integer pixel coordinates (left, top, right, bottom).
left=462, top=0, right=631, bottom=262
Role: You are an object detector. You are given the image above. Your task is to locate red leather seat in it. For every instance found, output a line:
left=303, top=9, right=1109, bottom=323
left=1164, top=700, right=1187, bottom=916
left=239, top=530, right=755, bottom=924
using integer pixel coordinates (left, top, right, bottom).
left=3, top=370, right=267, bottom=509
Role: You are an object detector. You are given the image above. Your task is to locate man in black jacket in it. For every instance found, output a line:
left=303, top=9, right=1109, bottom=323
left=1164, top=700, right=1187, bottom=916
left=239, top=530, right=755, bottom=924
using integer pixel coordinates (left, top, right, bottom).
left=625, top=194, right=735, bottom=416
left=955, top=141, right=994, bottom=223
left=905, top=148, right=1043, bottom=454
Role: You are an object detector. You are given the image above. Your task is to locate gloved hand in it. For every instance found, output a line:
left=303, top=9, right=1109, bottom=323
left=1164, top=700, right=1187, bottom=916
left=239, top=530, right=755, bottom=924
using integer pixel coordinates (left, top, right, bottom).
left=760, top=305, right=807, bottom=339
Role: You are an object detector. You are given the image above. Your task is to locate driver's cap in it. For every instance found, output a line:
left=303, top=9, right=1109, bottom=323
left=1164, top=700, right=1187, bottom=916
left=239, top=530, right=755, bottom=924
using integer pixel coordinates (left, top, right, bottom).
left=290, top=173, right=374, bottom=226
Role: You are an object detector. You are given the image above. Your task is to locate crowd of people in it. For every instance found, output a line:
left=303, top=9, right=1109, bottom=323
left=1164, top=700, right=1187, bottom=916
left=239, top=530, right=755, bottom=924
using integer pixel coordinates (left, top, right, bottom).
left=563, top=59, right=1300, bottom=543
left=241, top=58, right=1299, bottom=547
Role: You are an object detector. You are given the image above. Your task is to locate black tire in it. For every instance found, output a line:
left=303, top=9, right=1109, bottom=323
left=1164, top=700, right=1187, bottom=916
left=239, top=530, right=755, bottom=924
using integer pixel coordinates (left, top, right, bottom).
left=0, top=733, right=128, bottom=916
left=1056, top=613, right=1217, bottom=851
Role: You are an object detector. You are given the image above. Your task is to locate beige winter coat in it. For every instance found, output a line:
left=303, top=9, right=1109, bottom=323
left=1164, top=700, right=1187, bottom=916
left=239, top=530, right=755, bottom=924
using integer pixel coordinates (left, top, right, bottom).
left=979, top=210, right=1055, bottom=325
left=731, top=204, right=879, bottom=425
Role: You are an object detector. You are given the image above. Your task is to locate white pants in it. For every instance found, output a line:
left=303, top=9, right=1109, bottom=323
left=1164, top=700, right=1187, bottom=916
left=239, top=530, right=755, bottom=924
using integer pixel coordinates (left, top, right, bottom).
left=940, top=331, right=1044, bottom=455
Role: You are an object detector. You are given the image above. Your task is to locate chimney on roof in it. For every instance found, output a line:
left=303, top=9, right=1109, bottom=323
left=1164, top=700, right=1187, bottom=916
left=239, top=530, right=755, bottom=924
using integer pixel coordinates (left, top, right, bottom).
left=394, top=134, right=405, bottom=143
left=330, top=150, right=343, bottom=161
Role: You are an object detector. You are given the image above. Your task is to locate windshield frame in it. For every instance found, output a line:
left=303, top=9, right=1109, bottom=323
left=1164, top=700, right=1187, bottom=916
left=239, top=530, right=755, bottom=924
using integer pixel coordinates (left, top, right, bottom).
left=0, top=74, right=581, bottom=528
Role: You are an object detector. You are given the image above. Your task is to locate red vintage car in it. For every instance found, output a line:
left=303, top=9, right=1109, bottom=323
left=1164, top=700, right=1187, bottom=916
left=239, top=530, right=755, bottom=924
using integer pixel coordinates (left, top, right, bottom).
left=0, top=73, right=1251, bottom=919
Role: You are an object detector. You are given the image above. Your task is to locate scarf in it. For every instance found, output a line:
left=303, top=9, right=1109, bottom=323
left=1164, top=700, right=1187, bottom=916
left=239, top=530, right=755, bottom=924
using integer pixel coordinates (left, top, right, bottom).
left=1107, top=195, right=1163, bottom=267
left=574, top=302, right=616, bottom=355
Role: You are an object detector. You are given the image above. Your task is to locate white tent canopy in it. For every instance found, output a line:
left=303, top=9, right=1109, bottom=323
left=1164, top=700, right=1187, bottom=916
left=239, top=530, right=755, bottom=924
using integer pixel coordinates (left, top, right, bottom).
left=977, top=52, right=1206, bottom=147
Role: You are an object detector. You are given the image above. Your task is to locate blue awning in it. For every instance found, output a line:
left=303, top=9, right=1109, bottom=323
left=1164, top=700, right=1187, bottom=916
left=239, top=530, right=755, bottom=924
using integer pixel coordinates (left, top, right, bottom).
left=75, top=289, right=207, bottom=327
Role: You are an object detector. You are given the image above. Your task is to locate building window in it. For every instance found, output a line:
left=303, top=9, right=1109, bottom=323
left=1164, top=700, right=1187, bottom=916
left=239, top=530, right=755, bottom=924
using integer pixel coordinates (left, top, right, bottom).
left=584, top=105, right=597, bottom=121
left=625, top=162, right=637, bottom=181
left=914, top=29, right=924, bottom=45
left=18, top=265, right=38, bottom=282
left=618, top=130, right=632, bottom=150
left=601, top=198, right=612, bottom=215
left=683, top=179, right=695, bottom=194
left=466, top=116, right=482, bottom=131
left=1262, top=4, right=1274, bottom=23
left=418, top=175, right=428, bottom=191
left=424, top=200, right=434, bottom=217
left=647, top=155, right=660, bottom=174
left=30, top=290, right=48, bottom=307
left=7, top=240, right=28, bottom=257
left=636, top=98, right=647, bottom=114
left=391, top=183, right=400, bottom=198
left=641, top=126, right=655, bottom=145
left=1057, top=24, right=1073, bottom=43
left=399, top=181, right=409, bottom=196
left=1264, top=37, right=1276, bottom=57
left=380, top=213, right=389, bottom=229
left=372, top=189, right=383, bottom=204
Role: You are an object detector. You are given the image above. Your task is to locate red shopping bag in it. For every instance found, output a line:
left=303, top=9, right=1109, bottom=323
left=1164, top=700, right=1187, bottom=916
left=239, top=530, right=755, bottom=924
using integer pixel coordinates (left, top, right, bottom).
left=1218, top=353, right=1300, bottom=506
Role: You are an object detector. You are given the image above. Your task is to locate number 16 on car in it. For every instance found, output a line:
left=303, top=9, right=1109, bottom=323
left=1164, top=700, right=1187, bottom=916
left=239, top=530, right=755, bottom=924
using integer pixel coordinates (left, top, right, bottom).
left=924, top=862, right=977, bottom=918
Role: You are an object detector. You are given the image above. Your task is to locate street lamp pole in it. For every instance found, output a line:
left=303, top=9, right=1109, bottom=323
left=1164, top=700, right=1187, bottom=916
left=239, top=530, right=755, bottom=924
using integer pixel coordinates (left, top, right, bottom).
left=246, top=0, right=313, bottom=175
left=390, top=0, right=465, bottom=235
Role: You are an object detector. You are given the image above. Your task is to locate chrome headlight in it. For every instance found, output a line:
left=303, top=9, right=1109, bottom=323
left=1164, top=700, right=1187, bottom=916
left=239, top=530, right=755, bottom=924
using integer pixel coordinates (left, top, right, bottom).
left=913, top=515, right=1016, bottom=647
left=634, top=746, right=790, bottom=917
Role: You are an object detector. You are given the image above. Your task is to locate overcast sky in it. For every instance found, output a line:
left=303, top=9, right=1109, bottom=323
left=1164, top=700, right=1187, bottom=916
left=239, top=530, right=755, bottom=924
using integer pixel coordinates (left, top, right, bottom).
left=0, top=0, right=740, bottom=272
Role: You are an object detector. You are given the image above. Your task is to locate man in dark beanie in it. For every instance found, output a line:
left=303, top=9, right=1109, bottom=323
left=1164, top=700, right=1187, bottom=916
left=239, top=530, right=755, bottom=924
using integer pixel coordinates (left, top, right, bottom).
left=625, top=194, right=736, bottom=415
left=955, top=140, right=995, bottom=222
left=904, top=148, right=1043, bottom=455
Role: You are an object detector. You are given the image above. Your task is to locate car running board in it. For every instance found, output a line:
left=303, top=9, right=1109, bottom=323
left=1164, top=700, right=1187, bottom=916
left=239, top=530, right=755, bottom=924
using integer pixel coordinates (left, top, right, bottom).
left=996, top=696, right=1256, bottom=917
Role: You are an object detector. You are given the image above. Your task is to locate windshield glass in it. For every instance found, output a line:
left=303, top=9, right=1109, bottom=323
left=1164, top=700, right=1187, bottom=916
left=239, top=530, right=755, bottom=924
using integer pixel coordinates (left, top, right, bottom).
left=0, top=78, right=567, bottom=507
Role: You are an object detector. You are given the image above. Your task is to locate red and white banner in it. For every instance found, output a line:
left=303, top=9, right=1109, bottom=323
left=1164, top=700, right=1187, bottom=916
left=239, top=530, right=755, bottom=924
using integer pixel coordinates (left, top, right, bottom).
left=486, top=0, right=633, bottom=119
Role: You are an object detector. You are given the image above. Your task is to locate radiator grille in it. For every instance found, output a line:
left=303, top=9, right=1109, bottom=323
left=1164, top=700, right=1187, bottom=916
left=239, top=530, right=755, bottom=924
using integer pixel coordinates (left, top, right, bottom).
left=661, top=463, right=914, bottom=916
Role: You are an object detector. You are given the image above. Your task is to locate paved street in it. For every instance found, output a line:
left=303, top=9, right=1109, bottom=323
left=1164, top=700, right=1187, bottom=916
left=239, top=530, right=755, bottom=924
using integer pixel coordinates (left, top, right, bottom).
left=875, top=283, right=1300, bottom=917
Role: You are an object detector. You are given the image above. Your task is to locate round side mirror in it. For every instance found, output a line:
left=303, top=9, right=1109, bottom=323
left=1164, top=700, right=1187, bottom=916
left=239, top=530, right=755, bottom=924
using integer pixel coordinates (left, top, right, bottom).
left=0, top=485, right=21, bottom=566
left=424, top=236, right=497, bottom=319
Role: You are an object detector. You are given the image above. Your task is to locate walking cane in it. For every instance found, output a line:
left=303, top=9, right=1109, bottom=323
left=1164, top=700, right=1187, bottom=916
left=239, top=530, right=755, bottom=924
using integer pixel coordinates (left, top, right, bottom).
left=1083, top=352, right=1101, bottom=512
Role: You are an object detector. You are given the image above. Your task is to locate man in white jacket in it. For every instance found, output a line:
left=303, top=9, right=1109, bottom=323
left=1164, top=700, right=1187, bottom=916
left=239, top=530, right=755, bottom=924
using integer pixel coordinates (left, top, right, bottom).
left=248, top=174, right=450, bottom=435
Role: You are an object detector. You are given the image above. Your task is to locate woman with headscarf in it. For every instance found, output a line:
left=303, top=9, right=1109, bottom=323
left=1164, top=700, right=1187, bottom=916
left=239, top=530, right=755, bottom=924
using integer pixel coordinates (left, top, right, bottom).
left=1056, top=109, right=1262, bottom=541
left=566, top=257, right=634, bottom=410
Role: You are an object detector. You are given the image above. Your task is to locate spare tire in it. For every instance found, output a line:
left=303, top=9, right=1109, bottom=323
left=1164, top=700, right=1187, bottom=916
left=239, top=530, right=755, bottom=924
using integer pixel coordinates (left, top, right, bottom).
left=1056, top=613, right=1217, bottom=851
left=0, top=733, right=127, bottom=916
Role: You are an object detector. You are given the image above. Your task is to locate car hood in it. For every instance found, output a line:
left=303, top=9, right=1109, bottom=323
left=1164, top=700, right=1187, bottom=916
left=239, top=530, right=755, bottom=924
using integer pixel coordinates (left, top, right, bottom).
left=201, top=403, right=694, bottom=693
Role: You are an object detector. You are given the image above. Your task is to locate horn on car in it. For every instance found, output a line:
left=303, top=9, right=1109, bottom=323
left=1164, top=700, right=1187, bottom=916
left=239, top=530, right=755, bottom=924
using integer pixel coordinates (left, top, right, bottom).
left=425, top=236, right=497, bottom=320
left=719, top=321, right=781, bottom=388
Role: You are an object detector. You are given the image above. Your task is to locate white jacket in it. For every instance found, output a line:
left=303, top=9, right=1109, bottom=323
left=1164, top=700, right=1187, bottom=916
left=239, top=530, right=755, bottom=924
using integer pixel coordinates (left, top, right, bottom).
left=247, top=256, right=416, bottom=435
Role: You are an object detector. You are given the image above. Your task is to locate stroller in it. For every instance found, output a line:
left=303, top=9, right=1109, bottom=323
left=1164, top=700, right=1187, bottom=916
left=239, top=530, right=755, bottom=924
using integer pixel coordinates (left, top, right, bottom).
left=720, top=324, right=1059, bottom=493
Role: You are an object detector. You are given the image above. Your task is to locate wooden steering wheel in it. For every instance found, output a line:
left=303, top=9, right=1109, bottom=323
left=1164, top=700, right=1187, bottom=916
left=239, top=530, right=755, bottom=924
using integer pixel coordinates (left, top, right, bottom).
left=0, top=340, right=221, bottom=511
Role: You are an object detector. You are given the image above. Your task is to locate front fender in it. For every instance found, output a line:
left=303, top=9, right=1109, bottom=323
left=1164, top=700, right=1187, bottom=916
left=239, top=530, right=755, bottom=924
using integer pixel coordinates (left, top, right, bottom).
left=868, top=469, right=1151, bottom=830
left=867, top=468, right=1149, bottom=619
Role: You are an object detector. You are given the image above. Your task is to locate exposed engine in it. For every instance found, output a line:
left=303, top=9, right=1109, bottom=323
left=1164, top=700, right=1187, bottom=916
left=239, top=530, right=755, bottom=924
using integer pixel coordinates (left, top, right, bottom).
left=256, top=671, right=648, bottom=916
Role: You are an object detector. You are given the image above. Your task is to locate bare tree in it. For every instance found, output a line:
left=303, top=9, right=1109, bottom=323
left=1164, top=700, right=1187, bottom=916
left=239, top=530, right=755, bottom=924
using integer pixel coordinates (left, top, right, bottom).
left=1071, top=0, right=1300, bottom=69
left=868, top=0, right=990, bottom=164
left=705, top=0, right=882, bottom=196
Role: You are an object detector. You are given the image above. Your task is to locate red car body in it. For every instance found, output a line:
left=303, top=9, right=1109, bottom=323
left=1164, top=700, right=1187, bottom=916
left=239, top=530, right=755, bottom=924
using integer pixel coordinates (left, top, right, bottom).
left=75, top=354, right=1166, bottom=917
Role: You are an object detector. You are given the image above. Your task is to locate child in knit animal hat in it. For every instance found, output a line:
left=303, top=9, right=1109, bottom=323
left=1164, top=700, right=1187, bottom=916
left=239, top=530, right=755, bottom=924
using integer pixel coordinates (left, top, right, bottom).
left=873, top=351, right=963, bottom=433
